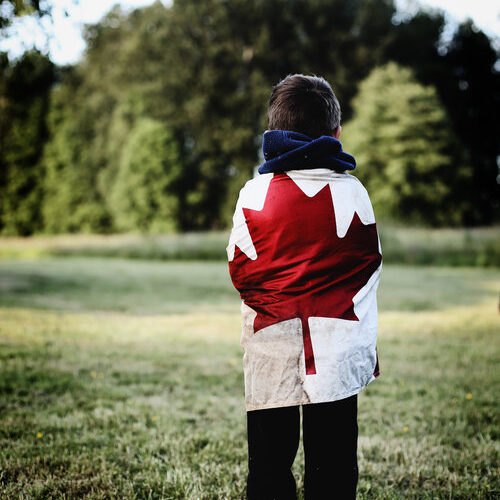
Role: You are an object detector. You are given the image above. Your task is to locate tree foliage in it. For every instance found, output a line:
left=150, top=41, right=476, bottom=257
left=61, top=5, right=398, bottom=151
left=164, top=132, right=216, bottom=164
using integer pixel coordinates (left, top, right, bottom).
left=438, top=22, right=500, bottom=224
left=0, top=0, right=498, bottom=234
left=343, top=63, right=471, bottom=226
left=0, top=50, right=54, bottom=235
left=42, top=65, right=112, bottom=233
left=0, top=0, right=48, bottom=29
left=110, top=118, right=181, bottom=232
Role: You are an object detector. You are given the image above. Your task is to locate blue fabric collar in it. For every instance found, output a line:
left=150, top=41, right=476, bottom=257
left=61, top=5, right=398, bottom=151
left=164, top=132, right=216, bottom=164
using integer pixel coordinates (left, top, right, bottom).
left=258, top=130, right=356, bottom=175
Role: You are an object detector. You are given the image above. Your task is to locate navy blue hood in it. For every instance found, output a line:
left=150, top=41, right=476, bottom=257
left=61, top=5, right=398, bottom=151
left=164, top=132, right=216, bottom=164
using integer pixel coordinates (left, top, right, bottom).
left=258, top=130, right=356, bottom=175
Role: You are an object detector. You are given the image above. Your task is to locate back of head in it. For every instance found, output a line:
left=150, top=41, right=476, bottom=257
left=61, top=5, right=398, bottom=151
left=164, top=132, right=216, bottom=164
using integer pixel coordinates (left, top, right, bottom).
left=267, top=74, right=341, bottom=139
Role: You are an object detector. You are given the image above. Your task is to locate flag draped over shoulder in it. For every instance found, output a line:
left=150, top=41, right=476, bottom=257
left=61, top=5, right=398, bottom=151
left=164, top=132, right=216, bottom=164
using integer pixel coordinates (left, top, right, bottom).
left=227, top=131, right=382, bottom=411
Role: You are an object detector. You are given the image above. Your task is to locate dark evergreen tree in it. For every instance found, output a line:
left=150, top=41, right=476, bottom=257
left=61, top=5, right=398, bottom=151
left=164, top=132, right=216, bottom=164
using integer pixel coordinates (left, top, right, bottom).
left=439, top=21, right=500, bottom=225
left=0, top=50, right=54, bottom=235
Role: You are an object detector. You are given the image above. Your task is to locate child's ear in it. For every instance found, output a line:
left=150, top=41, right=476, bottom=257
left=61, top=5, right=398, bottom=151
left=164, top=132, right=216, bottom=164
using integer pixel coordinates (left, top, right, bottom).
left=333, top=126, right=342, bottom=139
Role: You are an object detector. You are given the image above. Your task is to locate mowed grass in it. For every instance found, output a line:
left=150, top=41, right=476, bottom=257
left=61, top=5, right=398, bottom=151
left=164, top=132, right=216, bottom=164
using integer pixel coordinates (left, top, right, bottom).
left=0, top=258, right=498, bottom=499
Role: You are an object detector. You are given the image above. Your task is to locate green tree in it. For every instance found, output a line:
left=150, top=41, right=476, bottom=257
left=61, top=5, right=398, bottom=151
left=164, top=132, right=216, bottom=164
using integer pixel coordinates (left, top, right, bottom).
left=42, top=4, right=178, bottom=233
left=38, top=0, right=418, bottom=232
left=386, top=14, right=500, bottom=224
left=36, top=0, right=497, bottom=233
left=153, top=0, right=401, bottom=226
left=343, top=62, right=471, bottom=226
left=439, top=21, right=500, bottom=224
left=0, top=0, right=50, bottom=29
left=42, top=67, right=112, bottom=233
left=109, top=118, right=181, bottom=232
left=0, top=50, right=54, bottom=235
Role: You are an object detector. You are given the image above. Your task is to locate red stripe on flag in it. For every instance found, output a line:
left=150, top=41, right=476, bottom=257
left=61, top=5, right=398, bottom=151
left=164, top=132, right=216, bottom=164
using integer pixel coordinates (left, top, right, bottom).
left=301, top=317, right=316, bottom=375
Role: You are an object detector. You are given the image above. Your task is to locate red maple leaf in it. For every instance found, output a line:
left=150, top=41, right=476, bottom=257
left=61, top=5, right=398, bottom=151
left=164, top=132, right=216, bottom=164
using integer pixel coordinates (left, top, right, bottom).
left=229, top=173, right=382, bottom=375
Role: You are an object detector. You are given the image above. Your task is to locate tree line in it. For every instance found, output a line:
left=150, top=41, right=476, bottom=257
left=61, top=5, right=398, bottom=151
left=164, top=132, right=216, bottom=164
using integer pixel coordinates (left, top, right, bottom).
left=0, top=0, right=498, bottom=235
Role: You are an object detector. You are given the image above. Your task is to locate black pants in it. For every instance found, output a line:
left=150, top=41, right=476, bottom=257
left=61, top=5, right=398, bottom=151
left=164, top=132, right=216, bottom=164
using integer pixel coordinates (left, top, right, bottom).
left=246, top=395, right=358, bottom=500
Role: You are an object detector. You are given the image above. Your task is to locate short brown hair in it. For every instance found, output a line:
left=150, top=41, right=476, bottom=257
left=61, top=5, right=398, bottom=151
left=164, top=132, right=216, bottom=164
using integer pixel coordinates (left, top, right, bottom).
left=267, top=74, right=341, bottom=138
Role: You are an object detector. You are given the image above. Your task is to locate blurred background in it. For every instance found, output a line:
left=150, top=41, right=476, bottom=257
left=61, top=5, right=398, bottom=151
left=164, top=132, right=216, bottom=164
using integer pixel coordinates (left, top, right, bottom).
left=0, top=1, right=499, bottom=499
left=0, top=0, right=499, bottom=238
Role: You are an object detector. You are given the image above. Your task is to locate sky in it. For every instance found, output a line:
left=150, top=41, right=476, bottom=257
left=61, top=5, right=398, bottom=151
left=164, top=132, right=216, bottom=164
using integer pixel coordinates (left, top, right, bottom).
left=0, top=0, right=498, bottom=65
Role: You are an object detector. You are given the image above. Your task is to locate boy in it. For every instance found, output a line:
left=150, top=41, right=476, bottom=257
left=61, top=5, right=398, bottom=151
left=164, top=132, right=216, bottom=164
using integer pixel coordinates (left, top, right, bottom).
left=227, top=74, right=382, bottom=500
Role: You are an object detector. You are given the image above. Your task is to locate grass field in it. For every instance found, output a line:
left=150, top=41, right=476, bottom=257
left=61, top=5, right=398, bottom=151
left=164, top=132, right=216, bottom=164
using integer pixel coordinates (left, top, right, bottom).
left=0, top=258, right=499, bottom=499
left=0, top=225, right=499, bottom=266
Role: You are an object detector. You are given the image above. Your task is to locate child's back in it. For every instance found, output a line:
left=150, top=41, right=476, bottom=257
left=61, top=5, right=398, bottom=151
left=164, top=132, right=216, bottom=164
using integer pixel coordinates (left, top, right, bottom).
left=228, top=166, right=381, bottom=411
left=227, top=75, right=382, bottom=500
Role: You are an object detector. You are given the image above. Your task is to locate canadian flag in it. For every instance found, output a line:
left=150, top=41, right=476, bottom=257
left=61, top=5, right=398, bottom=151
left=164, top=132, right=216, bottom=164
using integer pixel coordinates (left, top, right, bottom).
left=228, top=169, right=382, bottom=411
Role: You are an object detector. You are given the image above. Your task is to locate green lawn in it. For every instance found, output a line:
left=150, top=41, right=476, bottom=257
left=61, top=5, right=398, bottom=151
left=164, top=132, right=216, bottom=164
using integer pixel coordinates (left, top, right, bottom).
left=0, top=258, right=498, bottom=499
left=0, top=225, right=498, bottom=266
